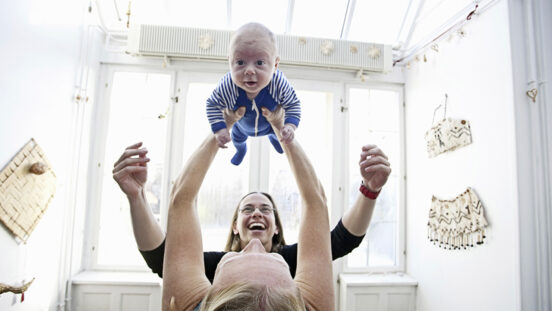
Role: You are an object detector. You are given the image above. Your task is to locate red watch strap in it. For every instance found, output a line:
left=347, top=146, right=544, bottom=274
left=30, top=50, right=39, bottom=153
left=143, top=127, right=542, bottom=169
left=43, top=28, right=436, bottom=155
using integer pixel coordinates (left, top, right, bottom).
left=359, top=182, right=380, bottom=200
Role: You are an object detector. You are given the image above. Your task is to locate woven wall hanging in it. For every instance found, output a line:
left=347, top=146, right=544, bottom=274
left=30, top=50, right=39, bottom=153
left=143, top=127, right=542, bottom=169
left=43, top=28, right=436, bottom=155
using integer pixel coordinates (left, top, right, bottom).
left=424, top=94, right=472, bottom=158
left=427, top=187, right=488, bottom=249
left=0, top=139, right=56, bottom=243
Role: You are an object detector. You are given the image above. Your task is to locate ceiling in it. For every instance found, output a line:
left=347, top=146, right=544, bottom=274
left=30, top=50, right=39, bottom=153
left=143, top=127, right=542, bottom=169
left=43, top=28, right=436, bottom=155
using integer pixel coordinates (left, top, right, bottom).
left=95, top=0, right=478, bottom=61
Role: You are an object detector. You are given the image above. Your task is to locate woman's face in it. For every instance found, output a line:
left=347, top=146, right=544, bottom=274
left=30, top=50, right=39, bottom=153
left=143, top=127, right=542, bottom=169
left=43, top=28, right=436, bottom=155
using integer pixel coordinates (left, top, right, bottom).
left=212, top=239, right=295, bottom=290
left=233, top=193, right=279, bottom=252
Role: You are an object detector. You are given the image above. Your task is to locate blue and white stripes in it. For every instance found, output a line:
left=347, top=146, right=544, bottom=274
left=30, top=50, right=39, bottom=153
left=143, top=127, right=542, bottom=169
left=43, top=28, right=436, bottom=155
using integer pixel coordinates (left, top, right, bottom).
left=206, top=70, right=301, bottom=133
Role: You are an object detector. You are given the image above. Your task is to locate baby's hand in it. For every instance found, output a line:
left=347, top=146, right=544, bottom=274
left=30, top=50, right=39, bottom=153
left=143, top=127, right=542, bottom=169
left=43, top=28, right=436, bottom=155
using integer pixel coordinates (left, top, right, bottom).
left=215, top=128, right=231, bottom=148
left=280, top=123, right=296, bottom=145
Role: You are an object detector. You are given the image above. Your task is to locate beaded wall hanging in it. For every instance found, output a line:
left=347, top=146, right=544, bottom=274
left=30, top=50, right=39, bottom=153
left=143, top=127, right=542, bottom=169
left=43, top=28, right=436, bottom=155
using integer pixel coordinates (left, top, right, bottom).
left=427, top=187, right=488, bottom=249
left=424, top=94, right=472, bottom=158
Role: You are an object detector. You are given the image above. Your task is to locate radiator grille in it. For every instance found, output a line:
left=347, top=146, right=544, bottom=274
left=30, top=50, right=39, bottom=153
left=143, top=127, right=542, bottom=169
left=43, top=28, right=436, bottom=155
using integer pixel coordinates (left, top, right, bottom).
left=127, top=24, right=391, bottom=72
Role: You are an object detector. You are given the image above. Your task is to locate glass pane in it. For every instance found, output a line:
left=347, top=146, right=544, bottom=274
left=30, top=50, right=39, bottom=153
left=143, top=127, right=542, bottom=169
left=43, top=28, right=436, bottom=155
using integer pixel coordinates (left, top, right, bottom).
left=347, top=0, right=410, bottom=44
left=407, top=0, right=474, bottom=49
left=291, top=0, right=348, bottom=39
left=97, top=71, right=172, bottom=267
left=166, top=0, right=228, bottom=30
left=231, top=0, right=288, bottom=33
left=269, top=90, right=334, bottom=244
left=182, top=82, right=250, bottom=251
left=346, top=87, right=401, bottom=268
left=129, top=0, right=228, bottom=29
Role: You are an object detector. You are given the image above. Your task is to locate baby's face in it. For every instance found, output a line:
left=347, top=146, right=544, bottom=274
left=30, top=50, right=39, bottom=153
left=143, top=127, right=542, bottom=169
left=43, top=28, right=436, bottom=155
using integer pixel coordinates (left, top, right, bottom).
left=229, top=32, right=279, bottom=99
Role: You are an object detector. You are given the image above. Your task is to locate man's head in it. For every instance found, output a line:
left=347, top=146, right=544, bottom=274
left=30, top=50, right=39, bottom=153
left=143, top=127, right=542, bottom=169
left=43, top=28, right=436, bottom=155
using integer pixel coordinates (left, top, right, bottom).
left=202, top=239, right=305, bottom=311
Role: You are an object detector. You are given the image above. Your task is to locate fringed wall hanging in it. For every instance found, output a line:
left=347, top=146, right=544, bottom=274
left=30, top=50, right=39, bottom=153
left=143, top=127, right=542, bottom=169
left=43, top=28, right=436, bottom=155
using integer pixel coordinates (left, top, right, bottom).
left=424, top=94, right=472, bottom=158
left=0, top=138, right=56, bottom=243
left=427, top=187, right=488, bottom=249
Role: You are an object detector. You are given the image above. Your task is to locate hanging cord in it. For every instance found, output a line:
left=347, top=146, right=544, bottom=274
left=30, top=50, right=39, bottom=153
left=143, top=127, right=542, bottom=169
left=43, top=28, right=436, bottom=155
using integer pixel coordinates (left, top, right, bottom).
left=431, top=93, right=448, bottom=125
left=126, top=1, right=132, bottom=28
left=113, top=0, right=122, bottom=21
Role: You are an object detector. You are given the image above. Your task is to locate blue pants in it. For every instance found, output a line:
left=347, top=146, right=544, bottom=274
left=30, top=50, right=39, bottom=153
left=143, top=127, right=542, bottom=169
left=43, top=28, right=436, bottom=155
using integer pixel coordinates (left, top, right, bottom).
left=230, top=125, right=283, bottom=165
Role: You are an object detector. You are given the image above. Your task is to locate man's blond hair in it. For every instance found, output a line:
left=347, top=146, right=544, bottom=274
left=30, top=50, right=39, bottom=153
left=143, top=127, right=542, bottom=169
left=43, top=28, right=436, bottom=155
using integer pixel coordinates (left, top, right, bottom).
left=199, top=282, right=305, bottom=311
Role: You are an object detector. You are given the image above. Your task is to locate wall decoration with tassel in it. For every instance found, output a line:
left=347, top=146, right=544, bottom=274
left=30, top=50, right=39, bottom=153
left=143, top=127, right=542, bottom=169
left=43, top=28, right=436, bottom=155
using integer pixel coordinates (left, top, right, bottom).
left=427, top=187, right=488, bottom=249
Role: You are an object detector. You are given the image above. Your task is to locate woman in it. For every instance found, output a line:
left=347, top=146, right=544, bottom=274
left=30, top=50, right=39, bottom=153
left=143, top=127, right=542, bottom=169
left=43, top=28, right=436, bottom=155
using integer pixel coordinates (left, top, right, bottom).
left=162, top=106, right=334, bottom=310
left=113, top=109, right=391, bottom=283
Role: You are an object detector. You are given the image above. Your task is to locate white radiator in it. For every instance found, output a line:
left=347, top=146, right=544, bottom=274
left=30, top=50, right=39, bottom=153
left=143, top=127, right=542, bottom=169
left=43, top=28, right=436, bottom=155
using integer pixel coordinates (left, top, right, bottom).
left=127, top=24, right=392, bottom=72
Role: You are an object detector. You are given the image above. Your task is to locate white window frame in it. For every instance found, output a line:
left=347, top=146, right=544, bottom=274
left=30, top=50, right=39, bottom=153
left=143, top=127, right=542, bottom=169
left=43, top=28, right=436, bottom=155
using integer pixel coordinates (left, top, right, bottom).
left=340, top=82, right=406, bottom=274
left=85, top=61, right=405, bottom=274
left=84, top=64, right=177, bottom=271
left=280, top=78, right=346, bottom=228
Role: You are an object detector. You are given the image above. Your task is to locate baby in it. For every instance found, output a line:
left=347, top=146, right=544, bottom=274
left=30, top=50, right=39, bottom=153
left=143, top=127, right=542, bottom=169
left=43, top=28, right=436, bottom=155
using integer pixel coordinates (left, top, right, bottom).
left=206, top=22, right=301, bottom=165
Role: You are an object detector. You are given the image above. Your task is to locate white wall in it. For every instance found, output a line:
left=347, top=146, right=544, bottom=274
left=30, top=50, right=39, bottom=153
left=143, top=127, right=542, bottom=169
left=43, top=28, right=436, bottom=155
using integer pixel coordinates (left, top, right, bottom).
left=404, top=1, right=520, bottom=311
left=0, top=1, right=91, bottom=309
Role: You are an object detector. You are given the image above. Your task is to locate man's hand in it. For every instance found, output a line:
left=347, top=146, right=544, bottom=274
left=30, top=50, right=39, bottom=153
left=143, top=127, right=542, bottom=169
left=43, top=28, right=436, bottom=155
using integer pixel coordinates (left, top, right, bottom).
left=359, top=145, right=391, bottom=193
left=224, top=107, right=246, bottom=128
left=261, top=106, right=285, bottom=132
left=215, top=107, right=246, bottom=148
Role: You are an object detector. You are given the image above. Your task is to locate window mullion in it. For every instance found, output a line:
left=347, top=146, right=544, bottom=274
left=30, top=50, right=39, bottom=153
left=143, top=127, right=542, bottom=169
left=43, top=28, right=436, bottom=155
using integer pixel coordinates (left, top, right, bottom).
left=86, top=65, right=114, bottom=270
left=249, top=138, right=270, bottom=192
left=161, top=71, right=180, bottom=232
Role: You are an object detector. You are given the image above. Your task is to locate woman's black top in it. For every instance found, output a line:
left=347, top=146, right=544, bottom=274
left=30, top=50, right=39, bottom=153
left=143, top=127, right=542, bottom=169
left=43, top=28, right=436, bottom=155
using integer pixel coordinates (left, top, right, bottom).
left=140, top=219, right=363, bottom=282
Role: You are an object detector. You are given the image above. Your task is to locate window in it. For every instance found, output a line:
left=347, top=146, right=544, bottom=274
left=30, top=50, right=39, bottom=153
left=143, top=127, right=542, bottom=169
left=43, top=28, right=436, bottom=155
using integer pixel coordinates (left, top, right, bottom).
left=268, top=86, right=336, bottom=244
left=344, top=86, right=404, bottom=271
left=92, top=68, right=173, bottom=269
left=180, top=80, right=250, bottom=251
left=89, top=66, right=404, bottom=273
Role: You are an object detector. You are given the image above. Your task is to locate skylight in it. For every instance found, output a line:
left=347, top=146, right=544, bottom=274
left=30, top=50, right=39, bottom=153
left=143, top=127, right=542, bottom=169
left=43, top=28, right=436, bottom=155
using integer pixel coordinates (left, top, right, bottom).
left=95, top=0, right=483, bottom=62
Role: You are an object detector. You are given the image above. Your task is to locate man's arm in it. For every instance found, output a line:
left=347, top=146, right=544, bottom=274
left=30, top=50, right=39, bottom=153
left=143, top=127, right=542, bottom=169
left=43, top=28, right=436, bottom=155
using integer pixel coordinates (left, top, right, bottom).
left=162, top=134, right=218, bottom=311
left=163, top=108, right=245, bottom=311
left=264, top=106, right=334, bottom=311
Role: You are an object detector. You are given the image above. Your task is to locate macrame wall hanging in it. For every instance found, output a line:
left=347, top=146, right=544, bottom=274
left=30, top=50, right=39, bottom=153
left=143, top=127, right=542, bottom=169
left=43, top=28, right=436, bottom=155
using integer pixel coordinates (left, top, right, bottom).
left=427, top=187, right=488, bottom=249
left=0, top=138, right=56, bottom=243
left=424, top=94, right=472, bottom=158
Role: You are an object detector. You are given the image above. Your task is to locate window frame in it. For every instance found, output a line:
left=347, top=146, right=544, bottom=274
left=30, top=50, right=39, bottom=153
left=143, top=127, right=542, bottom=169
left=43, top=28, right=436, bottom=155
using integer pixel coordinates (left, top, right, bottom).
left=85, top=62, right=406, bottom=274
left=340, top=82, right=406, bottom=273
left=84, top=64, right=177, bottom=271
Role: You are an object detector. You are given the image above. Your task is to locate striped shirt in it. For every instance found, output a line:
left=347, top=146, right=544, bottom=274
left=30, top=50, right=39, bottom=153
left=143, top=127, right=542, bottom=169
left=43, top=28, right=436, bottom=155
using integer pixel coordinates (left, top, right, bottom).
left=206, top=70, right=301, bottom=134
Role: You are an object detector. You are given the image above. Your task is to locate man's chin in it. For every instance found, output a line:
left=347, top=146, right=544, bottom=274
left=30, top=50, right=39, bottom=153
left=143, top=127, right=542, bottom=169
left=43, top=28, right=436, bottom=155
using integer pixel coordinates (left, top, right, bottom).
left=246, top=231, right=268, bottom=242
